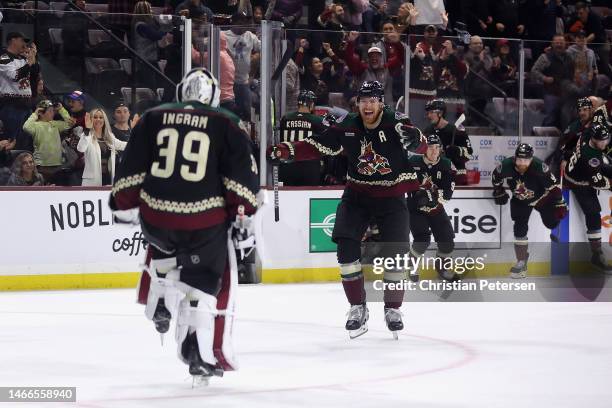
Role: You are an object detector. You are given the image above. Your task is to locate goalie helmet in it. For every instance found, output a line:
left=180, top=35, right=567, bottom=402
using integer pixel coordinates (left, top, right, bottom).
left=357, top=81, right=384, bottom=102
left=515, top=143, right=534, bottom=159
left=176, top=67, right=220, bottom=107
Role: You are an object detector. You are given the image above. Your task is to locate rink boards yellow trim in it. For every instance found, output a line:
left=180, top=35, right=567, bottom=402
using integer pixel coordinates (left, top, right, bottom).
left=0, top=263, right=554, bottom=290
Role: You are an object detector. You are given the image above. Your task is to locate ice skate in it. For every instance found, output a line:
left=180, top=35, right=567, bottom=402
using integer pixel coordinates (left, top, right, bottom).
left=384, top=307, right=404, bottom=340
left=184, top=333, right=223, bottom=387
left=345, top=304, right=369, bottom=339
left=591, top=252, right=612, bottom=274
left=510, top=260, right=527, bottom=279
left=152, top=298, right=171, bottom=334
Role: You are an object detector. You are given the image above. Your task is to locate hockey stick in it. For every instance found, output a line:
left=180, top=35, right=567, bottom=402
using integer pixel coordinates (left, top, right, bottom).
left=451, top=113, right=466, bottom=146
left=550, top=166, right=565, bottom=243
left=395, top=96, right=404, bottom=112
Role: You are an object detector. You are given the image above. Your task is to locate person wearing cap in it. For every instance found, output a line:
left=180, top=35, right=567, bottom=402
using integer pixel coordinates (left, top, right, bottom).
left=569, top=2, right=610, bottom=78
left=224, top=12, right=261, bottom=121
left=566, top=30, right=597, bottom=95
left=406, top=133, right=457, bottom=282
left=0, top=32, right=40, bottom=150
left=492, top=143, right=567, bottom=278
left=563, top=124, right=612, bottom=272
left=268, top=81, right=427, bottom=339
left=342, top=31, right=398, bottom=105
left=22, top=100, right=74, bottom=184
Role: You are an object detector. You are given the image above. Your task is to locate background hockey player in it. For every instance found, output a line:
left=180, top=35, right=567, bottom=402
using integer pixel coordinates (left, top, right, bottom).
left=423, top=99, right=473, bottom=185
left=278, top=90, right=328, bottom=186
left=407, top=134, right=457, bottom=282
left=493, top=143, right=567, bottom=278
left=547, top=97, right=595, bottom=175
left=564, top=123, right=612, bottom=272
left=268, top=81, right=426, bottom=339
left=109, top=68, right=260, bottom=383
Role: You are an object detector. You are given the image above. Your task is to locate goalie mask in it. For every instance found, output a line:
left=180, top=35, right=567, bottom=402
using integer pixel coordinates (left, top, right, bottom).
left=176, top=67, right=220, bottom=107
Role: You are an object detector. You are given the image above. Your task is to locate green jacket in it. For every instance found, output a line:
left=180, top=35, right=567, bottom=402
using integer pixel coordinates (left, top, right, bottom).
left=23, top=107, right=71, bottom=166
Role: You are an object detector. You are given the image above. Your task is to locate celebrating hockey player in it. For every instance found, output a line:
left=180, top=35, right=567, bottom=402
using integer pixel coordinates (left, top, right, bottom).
left=109, top=68, right=260, bottom=384
left=492, top=143, right=567, bottom=278
left=278, top=90, right=328, bottom=186
left=564, top=123, right=612, bottom=272
left=423, top=99, right=473, bottom=185
left=407, top=134, right=457, bottom=282
left=269, top=81, right=426, bottom=339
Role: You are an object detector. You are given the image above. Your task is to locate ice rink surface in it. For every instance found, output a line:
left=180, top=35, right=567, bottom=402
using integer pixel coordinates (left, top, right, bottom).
left=1, top=283, right=612, bottom=408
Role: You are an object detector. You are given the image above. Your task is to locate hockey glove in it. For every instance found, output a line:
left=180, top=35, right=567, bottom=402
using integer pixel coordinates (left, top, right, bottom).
left=267, top=143, right=293, bottom=164
left=445, top=145, right=462, bottom=161
left=399, top=124, right=421, bottom=153
left=553, top=201, right=568, bottom=221
left=414, top=189, right=435, bottom=208
left=113, top=208, right=140, bottom=226
left=493, top=187, right=509, bottom=205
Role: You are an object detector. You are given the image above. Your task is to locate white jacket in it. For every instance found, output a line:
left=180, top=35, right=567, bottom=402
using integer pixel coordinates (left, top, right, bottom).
left=77, top=129, right=127, bottom=186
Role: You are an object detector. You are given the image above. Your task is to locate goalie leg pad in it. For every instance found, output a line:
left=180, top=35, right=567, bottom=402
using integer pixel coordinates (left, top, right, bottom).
left=176, top=289, right=218, bottom=366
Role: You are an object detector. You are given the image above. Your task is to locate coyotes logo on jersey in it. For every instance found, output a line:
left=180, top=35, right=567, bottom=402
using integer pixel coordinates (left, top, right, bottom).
left=513, top=180, right=535, bottom=201
left=357, top=141, right=392, bottom=176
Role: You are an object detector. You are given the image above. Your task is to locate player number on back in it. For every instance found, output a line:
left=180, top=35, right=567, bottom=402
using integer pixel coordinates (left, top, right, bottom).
left=151, top=128, right=210, bottom=182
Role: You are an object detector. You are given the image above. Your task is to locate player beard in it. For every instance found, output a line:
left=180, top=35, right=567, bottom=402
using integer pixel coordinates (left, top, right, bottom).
left=360, top=104, right=383, bottom=127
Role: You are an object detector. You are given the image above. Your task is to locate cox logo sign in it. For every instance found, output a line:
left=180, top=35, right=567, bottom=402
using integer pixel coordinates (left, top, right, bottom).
left=472, top=154, right=479, bottom=161
left=535, top=139, right=548, bottom=148
left=480, top=139, right=493, bottom=147
left=479, top=170, right=492, bottom=177
left=494, top=155, right=506, bottom=162
left=507, top=139, right=520, bottom=147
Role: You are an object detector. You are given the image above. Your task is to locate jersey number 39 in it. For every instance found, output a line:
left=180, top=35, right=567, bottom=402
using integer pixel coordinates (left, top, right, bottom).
left=151, top=128, right=210, bottom=182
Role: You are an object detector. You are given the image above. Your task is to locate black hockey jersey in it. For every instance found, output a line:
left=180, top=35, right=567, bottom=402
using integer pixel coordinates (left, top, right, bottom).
left=423, top=122, right=472, bottom=184
left=564, top=140, right=611, bottom=190
left=559, top=118, right=590, bottom=161
left=287, top=108, right=426, bottom=197
left=407, top=154, right=455, bottom=213
left=280, top=111, right=326, bottom=143
left=492, top=157, right=562, bottom=207
left=110, top=102, right=259, bottom=230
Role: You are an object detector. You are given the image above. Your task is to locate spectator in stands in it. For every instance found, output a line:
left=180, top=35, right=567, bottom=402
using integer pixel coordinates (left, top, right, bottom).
left=409, top=25, right=441, bottom=97
left=217, top=32, right=238, bottom=115
left=111, top=101, right=139, bottom=142
left=285, top=58, right=300, bottom=113
left=62, top=0, right=91, bottom=56
left=396, top=2, right=419, bottom=35
left=464, top=35, right=494, bottom=126
left=317, top=4, right=345, bottom=52
left=132, top=1, right=173, bottom=90
left=342, top=31, right=398, bottom=104
left=224, top=11, right=261, bottom=121
left=435, top=39, right=467, bottom=100
left=76, top=109, right=127, bottom=186
left=567, top=31, right=597, bottom=96
left=176, top=0, right=214, bottom=22
left=489, top=0, right=527, bottom=39
left=66, top=90, right=87, bottom=129
left=108, top=0, right=136, bottom=40
left=338, top=0, right=368, bottom=31
left=0, top=120, right=17, bottom=184
left=568, top=2, right=611, bottom=78
left=253, top=5, right=263, bottom=24
left=491, top=38, right=518, bottom=97
left=22, top=100, right=74, bottom=184
left=6, top=152, right=45, bottom=186
left=362, top=1, right=388, bottom=36
left=298, top=54, right=330, bottom=106
left=372, top=21, right=406, bottom=101
left=206, top=0, right=239, bottom=15
left=461, top=0, right=492, bottom=37
left=531, top=34, right=575, bottom=129
left=265, top=0, right=303, bottom=29
left=0, top=33, right=39, bottom=151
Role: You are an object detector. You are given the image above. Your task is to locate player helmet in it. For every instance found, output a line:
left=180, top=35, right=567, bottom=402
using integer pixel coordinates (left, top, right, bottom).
left=425, top=99, right=446, bottom=116
left=515, top=143, right=534, bottom=159
left=589, top=123, right=611, bottom=141
left=357, top=81, right=384, bottom=102
left=297, top=90, right=317, bottom=106
left=577, top=96, right=593, bottom=109
left=426, top=134, right=442, bottom=146
left=176, top=67, right=220, bottom=107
